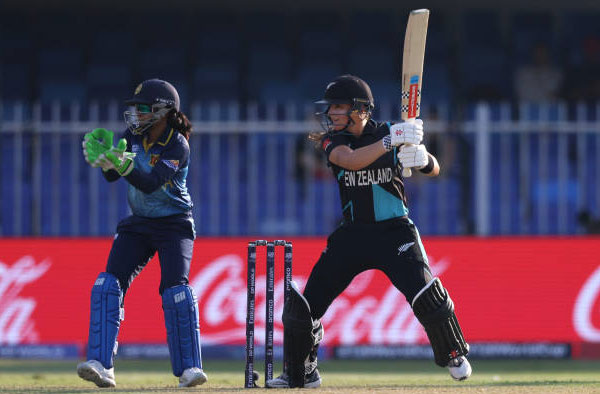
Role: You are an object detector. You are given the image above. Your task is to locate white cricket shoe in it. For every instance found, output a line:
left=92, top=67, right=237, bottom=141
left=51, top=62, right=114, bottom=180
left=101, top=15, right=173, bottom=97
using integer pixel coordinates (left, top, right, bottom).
left=265, top=368, right=321, bottom=388
left=178, top=367, right=208, bottom=388
left=448, top=356, right=472, bottom=381
left=77, top=359, right=116, bottom=388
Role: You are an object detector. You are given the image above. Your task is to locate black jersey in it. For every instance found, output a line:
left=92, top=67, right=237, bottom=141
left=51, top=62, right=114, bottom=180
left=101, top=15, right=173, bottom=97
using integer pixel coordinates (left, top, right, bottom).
left=322, top=119, right=408, bottom=224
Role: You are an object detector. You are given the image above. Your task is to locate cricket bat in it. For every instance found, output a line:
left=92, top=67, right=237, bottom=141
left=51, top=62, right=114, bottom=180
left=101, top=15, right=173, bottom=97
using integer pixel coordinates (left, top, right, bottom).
left=400, top=9, right=429, bottom=177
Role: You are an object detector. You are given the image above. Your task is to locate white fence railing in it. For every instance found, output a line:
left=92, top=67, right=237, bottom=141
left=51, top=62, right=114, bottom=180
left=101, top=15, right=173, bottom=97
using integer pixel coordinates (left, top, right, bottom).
left=1, top=100, right=599, bottom=236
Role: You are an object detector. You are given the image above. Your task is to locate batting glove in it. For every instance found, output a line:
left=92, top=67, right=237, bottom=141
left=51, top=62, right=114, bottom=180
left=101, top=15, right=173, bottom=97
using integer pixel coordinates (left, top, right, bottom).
left=389, top=119, right=423, bottom=146
left=398, top=144, right=428, bottom=169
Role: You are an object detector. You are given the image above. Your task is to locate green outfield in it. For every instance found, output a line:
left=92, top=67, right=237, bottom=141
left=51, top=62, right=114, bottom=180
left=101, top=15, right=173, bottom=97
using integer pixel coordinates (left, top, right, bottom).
left=1, top=359, right=599, bottom=393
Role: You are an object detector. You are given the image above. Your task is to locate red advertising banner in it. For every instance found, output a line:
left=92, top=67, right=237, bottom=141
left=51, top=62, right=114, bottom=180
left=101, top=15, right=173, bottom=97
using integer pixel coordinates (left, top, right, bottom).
left=1, top=238, right=599, bottom=350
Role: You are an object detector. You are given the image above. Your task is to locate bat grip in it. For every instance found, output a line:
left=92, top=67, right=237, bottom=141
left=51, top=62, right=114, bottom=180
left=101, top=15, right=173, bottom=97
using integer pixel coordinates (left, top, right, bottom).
left=401, top=143, right=413, bottom=177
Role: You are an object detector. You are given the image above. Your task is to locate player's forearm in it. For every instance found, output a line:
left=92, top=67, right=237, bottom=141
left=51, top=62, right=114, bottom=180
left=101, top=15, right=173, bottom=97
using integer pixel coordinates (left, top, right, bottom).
left=330, top=142, right=387, bottom=171
left=124, top=168, right=166, bottom=194
left=419, top=153, right=440, bottom=177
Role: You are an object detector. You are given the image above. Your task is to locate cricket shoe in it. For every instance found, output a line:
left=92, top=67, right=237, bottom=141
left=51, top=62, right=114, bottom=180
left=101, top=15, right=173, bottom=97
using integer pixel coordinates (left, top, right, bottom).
left=448, top=356, right=472, bottom=381
left=77, top=359, right=116, bottom=388
left=178, top=367, right=208, bottom=388
left=265, top=368, right=321, bottom=388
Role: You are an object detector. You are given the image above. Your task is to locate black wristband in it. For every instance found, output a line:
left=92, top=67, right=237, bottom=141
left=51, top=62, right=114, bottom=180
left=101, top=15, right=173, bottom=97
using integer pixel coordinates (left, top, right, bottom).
left=419, top=155, right=435, bottom=174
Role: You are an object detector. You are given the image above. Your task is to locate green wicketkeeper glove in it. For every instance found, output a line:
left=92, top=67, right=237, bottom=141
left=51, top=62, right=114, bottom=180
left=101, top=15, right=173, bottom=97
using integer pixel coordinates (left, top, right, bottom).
left=82, top=128, right=114, bottom=166
left=96, top=138, right=136, bottom=176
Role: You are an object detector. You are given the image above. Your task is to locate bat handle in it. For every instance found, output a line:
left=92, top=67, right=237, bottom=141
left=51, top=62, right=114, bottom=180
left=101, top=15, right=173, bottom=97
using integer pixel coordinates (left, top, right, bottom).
left=401, top=142, right=413, bottom=177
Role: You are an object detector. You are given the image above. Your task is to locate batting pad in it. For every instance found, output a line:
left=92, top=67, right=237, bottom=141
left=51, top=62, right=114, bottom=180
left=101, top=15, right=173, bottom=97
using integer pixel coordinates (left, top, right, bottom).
left=282, top=281, right=319, bottom=388
left=87, top=272, right=123, bottom=369
left=411, top=278, right=469, bottom=367
left=162, top=285, right=202, bottom=377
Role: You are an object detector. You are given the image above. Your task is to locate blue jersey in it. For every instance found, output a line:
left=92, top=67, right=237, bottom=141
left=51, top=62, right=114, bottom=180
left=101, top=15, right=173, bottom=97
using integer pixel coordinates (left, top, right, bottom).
left=120, top=127, right=193, bottom=218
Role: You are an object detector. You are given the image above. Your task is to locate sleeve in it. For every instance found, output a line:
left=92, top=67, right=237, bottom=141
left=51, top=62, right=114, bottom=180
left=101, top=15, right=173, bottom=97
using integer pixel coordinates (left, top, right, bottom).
left=321, top=133, right=348, bottom=162
left=124, top=136, right=189, bottom=194
left=102, top=169, right=120, bottom=182
left=101, top=129, right=131, bottom=182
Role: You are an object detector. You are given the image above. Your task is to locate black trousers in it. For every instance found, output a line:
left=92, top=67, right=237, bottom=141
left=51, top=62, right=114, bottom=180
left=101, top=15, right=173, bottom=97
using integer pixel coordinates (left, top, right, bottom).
left=106, top=213, right=195, bottom=296
left=303, top=217, right=433, bottom=321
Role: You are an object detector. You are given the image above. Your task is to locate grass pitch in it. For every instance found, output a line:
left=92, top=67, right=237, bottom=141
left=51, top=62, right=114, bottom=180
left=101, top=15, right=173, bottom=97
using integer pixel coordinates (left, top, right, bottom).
left=0, top=359, right=599, bottom=393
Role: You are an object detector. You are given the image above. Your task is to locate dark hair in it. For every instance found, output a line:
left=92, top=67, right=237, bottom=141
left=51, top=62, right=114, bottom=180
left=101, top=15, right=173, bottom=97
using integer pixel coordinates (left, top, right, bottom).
left=308, top=131, right=327, bottom=149
left=167, top=109, right=193, bottom=140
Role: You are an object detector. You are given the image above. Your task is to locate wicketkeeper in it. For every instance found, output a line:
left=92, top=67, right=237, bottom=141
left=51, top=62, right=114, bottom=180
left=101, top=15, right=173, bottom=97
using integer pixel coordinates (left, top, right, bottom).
left=76, top=79, right=207, bottom=389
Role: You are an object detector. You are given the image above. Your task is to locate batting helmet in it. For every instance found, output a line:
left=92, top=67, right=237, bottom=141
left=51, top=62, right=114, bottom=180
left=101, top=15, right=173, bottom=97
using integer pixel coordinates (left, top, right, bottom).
left=315, top=74, right=374, bottom=111
left=315, top=75, right=374, bottom=132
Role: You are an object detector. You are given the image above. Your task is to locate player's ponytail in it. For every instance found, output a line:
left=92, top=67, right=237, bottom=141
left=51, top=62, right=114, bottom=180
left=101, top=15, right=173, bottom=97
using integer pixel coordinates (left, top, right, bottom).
left=308, top=131, right=327, bottom=150
left=167, top=109, right=193, bottom=140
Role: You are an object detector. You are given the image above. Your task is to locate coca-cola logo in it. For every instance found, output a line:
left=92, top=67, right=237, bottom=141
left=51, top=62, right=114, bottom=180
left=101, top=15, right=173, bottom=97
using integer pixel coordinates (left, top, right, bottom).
left=190, top=253, right=450, bottom=346
left=0, top=256, right=51, bottom=344
left=573, top=265, right=600, bottom=341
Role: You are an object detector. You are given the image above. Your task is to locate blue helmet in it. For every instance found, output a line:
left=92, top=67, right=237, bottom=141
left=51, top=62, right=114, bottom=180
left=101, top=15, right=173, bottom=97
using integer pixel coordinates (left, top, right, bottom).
left=124, top=79, right=180, bottom=135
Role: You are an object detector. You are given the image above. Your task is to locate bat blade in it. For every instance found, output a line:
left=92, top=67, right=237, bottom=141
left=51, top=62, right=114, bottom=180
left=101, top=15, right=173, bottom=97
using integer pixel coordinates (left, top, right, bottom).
left=400, top=9, right=429, bottom=177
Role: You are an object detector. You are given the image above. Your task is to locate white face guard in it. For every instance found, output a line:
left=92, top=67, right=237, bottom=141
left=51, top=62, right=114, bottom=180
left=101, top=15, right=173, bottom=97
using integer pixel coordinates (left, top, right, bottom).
left=123, top=102, right=172, bottom=135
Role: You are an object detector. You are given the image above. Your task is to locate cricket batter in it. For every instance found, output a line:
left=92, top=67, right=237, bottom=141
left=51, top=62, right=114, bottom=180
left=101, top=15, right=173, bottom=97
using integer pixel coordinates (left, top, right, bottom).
left=268, top=75, right=471, bottom=388
left=76, top=79, right=207, bottom=388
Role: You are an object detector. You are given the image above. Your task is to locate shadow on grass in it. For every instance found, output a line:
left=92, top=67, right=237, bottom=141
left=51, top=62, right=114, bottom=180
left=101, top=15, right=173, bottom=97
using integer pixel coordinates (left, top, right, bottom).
left=1, top=388, right=251, bottom=394
left=475, top=380, right=600, bottom=387
left=0, top=359, right=247, bottom=374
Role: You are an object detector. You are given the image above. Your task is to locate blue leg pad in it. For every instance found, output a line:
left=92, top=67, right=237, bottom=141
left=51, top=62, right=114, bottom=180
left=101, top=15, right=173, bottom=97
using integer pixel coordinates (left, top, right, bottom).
left=162, top=285, right=203, bottom=377
left=87, top=272, right=123, bottom=369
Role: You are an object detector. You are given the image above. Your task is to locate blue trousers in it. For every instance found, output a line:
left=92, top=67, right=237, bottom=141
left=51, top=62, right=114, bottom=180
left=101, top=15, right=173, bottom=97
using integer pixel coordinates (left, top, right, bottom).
left=106, top=213, right=195, bottom=296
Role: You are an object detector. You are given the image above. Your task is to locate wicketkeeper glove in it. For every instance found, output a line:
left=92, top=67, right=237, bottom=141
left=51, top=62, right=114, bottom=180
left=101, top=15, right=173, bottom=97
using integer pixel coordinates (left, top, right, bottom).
left=95, top=138, right=135, bottom=176
left=82, top=128, right=114, bottom=166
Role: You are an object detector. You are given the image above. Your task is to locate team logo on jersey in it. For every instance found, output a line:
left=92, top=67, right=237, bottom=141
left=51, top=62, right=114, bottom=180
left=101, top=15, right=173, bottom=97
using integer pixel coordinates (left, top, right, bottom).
left=398, top=242, right=415, bottom=255
left=162, top=159, right=179, bottom=170
left=134, top=83, right=143, bottom=95
left=322, top=138, right=332, bottom=151
left=150, top=154, right=160, bottom=166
